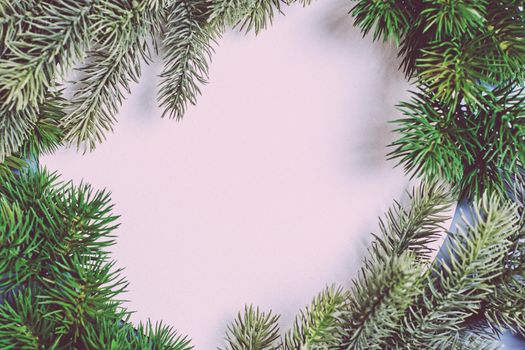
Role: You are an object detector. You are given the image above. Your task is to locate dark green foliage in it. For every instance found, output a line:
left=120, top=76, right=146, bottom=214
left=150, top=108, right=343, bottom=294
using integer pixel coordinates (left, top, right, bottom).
left=0, top=170, right=192, bottom=349
left=19, top=92, right=65, bottom=159
left=351, top=0, right=418, bottom=45
left=391, top=84, right=525, bottom=198
left=353, top=0, right=525, bottom=197
left=420, top=0, right=486, bottom=39
left=3, top=0, right=525, bottom=349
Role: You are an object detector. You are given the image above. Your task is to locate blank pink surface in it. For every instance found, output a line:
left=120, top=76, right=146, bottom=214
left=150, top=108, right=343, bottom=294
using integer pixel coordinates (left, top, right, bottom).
left=43, top=1, right=415, bottom=348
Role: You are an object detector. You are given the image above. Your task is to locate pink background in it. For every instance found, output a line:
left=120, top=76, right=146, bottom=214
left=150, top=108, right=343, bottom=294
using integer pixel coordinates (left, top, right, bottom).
left=43, top=1, right=422, bottom=348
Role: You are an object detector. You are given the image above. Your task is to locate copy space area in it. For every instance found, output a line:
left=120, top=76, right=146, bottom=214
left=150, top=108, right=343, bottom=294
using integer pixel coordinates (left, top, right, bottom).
left=42, top=1, right=411, bottom=348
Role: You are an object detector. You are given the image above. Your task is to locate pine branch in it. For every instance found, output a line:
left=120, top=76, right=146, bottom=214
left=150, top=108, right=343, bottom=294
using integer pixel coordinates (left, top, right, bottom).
left=0, top=156, right=28, bottom=178
left=0, top=106, right=38, bottom=163
left=416, top=39, right=489, bottom=107
left=0, top=289, right=59, bottom=350
left=342, top=253, right=422, bottom=350
left=0, top=169, right=119, bottom=295
left=158, top=0, right=217, bottom=120
left=473, top=171, right=525, bottom=336
left=388, top=193, right=518, bottom=349
left=38, top=255, right=127, bottom=343
left=0, top=90, right=64, bottom=163
left=420, top=0, right=486, bottom=40
left=433, top=331, right=499, bottom=350
left=371, top=182, right=453, bottom=263
left=484, top=0, right=525, bottom=83
left=75, top=310, right=136, bottom=349
left=236, top=0, right=282, bottom=34
left=351, top=0, right=419, bottom=45
left=390, top=85, right=525, bottom=197
left=209, top=0, right=282, bottom=34
left=221, top=305, right=280, bottom=350
left=61, top=0, right=157, bottom=151
left=0, top=0, right=94, bottom=111
left=282, top=286, right=349, bottom=349
left=134, top=321, right=194, bottom=350
left=18, top=91, right=65, bottom=159
left=0, top=168, right=194, bottom=348
left=482, top=282, right=525, bottom=337
left=338, top=182, right=451, bottom=349
left=0, top=0, right=41, bottom=58
left=209, top=0, right=252, bottom=28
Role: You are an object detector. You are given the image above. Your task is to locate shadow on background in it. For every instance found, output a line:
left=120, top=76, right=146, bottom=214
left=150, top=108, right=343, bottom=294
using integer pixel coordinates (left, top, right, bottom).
left=321, top=0, right=411, bottom=175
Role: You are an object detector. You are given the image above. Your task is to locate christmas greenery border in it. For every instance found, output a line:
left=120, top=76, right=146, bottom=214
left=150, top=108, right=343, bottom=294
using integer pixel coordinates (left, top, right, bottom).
left=1, top=0, right=525, bottom=349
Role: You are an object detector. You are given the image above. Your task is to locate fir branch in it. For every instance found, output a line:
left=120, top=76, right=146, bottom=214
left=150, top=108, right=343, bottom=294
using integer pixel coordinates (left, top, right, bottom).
left=18, top=91, right=65, bottom=159
left=484, top=0, right=525, bottom=83
left=158, top=0, right=217, bottom=120
left=221, top=305, right=280, bottom=350
left=0, top=290, right=59, bottom=350
left=342, top=253, right=422, bottom=350
left=26, top=251, right=127, bottom=342
left=0, top=168, right=119, bottom=298
left=76, top=310, right=137, bottom=349
left=236, top=0, right=282, bottom=34
left=354, top=0, right=525, bottom=196
left=339, top=182, right=451, bottom=349
left=0, top=90, right=64, bottom=163
left=0, top=106, right=38, bottom=163
left=389, top=193, right=518, bottom=349
left=390, top=89, right=474, bottom=188
left=209, top=0, right=282, bottom=34
left=391, top=85, right=525, bottom=197
left=281, top=286, right=349, bottom=350
left=0, top=198, right=37, bottom=295
left=351, top=0, right=419, bottom=45
left=0, top=175, right=126, bottom=347
left=370, top=182, right=453, bottom=263
left=433, top=331, right=499, bottom=350
left=61, top=0, right=156, bottom=151
left=420, top=0, right=486, bottom=40
left=482, top=282, right=525, bottom=337
left=0, top=156, right=28, bottom=178
left=0, top=169, right=194, bottom=348
left=209, top=0, right=252, bottom=28
left=0, top=0, right=41, bottom=58
left=134, top=321, right=194, bottom=350
left=474, top=171, right=525, bottom=336
left=416, top=39, right=489, bottom=106
left=0, top=0, right=94, bottom=111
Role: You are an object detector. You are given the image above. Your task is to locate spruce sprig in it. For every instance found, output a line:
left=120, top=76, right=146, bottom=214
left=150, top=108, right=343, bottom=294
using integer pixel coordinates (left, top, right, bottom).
left=0, top=169, right=192, bottom=349
left=61, top=0, right=157, bottom=150
left=158, top=0, right=217, bottom=120
left=221, top=305, right=281, bottom=350
left=388, top=193, right=519, bottom=349
left=282, top=286, right=349, bottom=349
left=353, top=0, right=525, bottom=196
